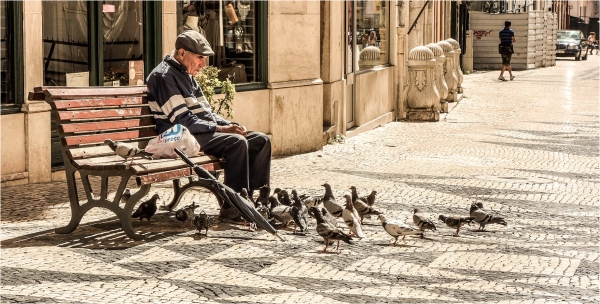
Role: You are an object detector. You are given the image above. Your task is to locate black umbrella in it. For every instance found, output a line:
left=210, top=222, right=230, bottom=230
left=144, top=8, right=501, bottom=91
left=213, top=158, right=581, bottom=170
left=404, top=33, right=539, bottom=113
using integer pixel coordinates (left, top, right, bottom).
left=174, top=148, right=284, bottom=241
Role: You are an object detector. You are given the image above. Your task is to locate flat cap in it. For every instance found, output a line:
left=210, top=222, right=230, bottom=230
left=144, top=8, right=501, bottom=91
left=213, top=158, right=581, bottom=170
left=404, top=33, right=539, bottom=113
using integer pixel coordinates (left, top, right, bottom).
left=175, top=30, right=214, bottom=56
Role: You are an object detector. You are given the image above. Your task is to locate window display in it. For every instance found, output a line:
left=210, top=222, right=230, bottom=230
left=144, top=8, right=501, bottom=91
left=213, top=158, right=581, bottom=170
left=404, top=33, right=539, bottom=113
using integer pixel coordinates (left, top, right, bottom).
left=1, top=0, right=13, bottom=106
left=41, top=1, right=144, bottom=86
left=178, top=1, right=257, bottom=83
left=353, top=0, right=389, bottom=70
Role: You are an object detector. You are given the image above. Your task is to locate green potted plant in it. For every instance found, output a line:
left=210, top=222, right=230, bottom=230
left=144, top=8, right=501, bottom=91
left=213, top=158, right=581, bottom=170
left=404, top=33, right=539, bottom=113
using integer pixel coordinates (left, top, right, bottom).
left=194, top=66, right=236, bottom=118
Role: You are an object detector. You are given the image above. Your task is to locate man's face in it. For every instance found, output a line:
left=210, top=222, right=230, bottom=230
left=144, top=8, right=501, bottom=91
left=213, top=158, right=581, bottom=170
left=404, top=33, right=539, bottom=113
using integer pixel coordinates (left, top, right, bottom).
left=179, top=49, right=207, bottom=76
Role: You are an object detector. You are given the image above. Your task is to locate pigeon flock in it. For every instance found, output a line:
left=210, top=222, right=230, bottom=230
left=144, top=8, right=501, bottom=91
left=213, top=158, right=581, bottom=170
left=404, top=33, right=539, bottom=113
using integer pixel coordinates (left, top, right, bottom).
left=230, top=183, right=509, bottom=253
left=125, top=183, right=507, bottom=252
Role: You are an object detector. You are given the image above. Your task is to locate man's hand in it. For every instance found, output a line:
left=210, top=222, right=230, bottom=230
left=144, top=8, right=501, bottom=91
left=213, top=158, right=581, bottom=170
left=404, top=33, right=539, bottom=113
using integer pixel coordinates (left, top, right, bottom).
left=217, top=124, right=248, bottom=136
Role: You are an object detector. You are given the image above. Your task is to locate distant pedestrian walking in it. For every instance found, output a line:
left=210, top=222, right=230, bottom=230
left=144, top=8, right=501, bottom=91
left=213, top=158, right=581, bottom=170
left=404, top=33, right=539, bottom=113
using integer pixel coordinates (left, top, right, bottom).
left=498, top=20, right=515, bottom=81
left=587, top=32, right=597, bottom=55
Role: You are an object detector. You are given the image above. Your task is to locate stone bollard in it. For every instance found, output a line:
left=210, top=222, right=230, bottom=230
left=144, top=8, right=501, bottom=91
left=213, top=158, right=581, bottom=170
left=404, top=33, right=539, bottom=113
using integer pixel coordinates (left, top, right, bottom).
left=436, top=40, right=458, bottom=102
left=426, top=43, right=448, bottom=113
left=404, top=46, right=439, bottom=122
left=446, top=38, right=464, bottom=94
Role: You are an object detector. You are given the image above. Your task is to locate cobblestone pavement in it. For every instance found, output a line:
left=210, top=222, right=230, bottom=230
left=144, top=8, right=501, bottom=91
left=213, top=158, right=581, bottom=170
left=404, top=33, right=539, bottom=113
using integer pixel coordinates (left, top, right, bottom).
left=2, top=56, right=599, bottom=303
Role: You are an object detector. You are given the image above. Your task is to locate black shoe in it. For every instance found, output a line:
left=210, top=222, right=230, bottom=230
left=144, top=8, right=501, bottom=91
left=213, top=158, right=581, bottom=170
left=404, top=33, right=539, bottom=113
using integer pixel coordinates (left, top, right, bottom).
left=218, top=207, right=244, bottom=224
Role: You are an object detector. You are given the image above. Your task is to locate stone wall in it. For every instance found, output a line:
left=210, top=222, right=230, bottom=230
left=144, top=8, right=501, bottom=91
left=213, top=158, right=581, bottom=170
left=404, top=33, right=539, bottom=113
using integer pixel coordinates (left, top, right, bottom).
left=471, top=11, right=557, bottom=70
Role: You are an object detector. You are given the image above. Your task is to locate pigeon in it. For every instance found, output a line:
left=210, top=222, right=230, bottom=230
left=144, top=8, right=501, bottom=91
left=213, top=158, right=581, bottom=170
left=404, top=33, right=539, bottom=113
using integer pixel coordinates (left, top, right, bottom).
left=300, top=194, right=322, bottom=209
left=121, top=188, right=132, bottom=203
left=273, top=188, right=283, bottom=202
left=240, top=188, right=255, bottom=206
left=353, top=197, right=381, bottom=224
left=378, top=214, right=422, bottom=245
left=131, top=194, right=159, bottom=222
left=310, top=207, right=353, bottom=253
left=104, top=139, right=151, bottom=168
left=290, top=190, right=309, bottom=234
left=193, top=210, right=212, bottom=235
left=321, top=183, right=343, bottom=217
left=236, top=191, right=259, bottom=231
left=175, top=201, right=198, bottom=227
left=470, top=203, right=507, bottom=231
left=269, top=196, right=293, bottom=227
left=413, top=208, right=437, bottom=238
left=342, top=195, right=365, bottom=238
left=279, top=190, right=293, bottom=206
left=255, top=185, right=271, bottom=208
left=349, top=186, right=367, bottom=204
left=256, top=204, right=271, bottom=223
left=321, top=207, right=339, bottom=228
left=438, top=214, right=474, bottom=237
left=364, top=190, right=377, bottom=207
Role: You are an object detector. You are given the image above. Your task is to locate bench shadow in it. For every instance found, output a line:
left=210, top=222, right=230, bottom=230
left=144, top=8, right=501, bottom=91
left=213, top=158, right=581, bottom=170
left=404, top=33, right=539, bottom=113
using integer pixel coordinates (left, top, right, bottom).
left=1, top=211, right=268, bottom=250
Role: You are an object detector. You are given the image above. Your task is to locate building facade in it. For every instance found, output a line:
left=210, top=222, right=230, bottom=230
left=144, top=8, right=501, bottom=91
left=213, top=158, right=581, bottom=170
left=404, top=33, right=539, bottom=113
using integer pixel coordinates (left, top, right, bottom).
left=1, top=0, right=463, bottom=186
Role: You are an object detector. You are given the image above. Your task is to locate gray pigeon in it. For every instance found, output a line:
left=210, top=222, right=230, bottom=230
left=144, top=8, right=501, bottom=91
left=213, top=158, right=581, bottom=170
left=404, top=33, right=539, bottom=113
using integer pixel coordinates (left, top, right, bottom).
left=240, top=188, right=255, bottom=206
left=255, top=185, right=271, bottom=208
left=121, top=188, right=132, bottom=203
left=193, top=210, right=212, bottom=235
left=273, top=188, right=283, bottom=203
left=342, top=195, right=365, bottom=238
left=279, top=190, right=293, bottom=206
left=175, top=201, right=198, bottom=227
left=310, top=207, right=353, bottom=253
left=413, top=208, right=436, bottom=238
left=364, top=190, right=377, bottom=207
left=321, top=207, right=339, bottom=228
left=269, top=196, right=293, bottom=227
left=256, top=204, right=271, bottom=223
left=131, top=194, right=159, bottom=222
left=353, top=197, right=381, bottom=224
left=438, top=214, right=474, bottom=237
left=378, top=214, right=422, bottom=245
left=290, top=190, right=309, bottom=234
left=300, top=194, right=322, bottom=210
left=470, top=203, right=507, bottom=231
left=322, top=183, right=343, bottom=217
left=104, top=139, right=151, bottom=167
left=349, top=186, right=367, bottom=203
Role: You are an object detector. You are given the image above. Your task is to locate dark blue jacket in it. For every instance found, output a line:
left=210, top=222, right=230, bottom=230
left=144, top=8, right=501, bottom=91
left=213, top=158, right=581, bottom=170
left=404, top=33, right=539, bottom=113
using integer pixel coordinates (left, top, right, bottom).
left=499, top=27, right=515, bottom=45
left=146, top=55, right=231, bottom=134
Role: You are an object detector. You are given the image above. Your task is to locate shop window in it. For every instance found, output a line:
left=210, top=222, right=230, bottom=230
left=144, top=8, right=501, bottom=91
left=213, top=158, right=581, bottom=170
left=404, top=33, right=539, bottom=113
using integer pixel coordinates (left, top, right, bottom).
left=102, top=1, right=143, bottom=86
left=42, top=1, right=145, bottom=87
left=1, top=0, right=24, bottom=114
left=177, top=1, right=262, bottom=85
left=353, top=0, right=390, bottom=71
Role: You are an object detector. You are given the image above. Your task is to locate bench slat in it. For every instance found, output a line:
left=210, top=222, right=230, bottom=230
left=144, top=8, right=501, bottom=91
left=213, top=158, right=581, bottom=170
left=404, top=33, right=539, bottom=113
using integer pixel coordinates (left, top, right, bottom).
left=74, top=154, right=219, bottom=173
left=55, top=107, right=151, bottom=121
left=68, top=143, right=146, bottom=159
left=128, top=155, right=219, bottom=174
left=44, top=87, right=147, bottom=99
left=62, top=129, right=158, bottom=146
left=49, top=97, right=144, bottom=110
left=59, top=118, right=155, bottom=134
left=135, top=162, right=223, bottom=186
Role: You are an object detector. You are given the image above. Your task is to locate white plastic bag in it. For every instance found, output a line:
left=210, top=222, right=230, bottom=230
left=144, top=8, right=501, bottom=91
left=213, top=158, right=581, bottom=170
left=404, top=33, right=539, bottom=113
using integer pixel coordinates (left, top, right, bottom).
left=145, top=124, right=201, bottom=159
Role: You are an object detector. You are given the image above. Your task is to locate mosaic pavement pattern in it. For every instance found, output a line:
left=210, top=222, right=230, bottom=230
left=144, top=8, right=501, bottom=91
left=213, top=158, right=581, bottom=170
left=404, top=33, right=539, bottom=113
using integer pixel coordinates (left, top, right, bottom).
left=1, top=58, right=599, bottom=303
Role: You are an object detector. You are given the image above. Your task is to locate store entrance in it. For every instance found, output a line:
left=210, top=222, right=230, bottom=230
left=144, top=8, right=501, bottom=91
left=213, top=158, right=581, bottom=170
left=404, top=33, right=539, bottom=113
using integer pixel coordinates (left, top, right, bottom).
left=345, top=1, right=356, bottom=129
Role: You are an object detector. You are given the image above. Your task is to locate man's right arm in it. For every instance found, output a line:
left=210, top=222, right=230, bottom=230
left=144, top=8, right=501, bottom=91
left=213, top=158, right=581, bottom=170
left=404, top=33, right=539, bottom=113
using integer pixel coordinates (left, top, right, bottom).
left=147, top=74, right=219, bottom=134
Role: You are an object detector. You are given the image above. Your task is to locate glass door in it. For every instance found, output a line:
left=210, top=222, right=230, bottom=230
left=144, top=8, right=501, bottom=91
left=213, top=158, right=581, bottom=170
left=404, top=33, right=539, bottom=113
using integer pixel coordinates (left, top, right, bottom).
left=345, top=0, right=356, bottom=129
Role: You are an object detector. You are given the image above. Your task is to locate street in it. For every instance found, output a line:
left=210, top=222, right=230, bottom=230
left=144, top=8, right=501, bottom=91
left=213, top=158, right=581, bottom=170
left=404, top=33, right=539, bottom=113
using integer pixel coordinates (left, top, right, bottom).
left=1, top=55, right=599, bottom=303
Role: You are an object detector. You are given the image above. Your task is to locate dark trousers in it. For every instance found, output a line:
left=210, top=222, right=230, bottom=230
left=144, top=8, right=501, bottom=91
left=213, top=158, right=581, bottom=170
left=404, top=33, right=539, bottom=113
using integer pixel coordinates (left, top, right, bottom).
left=194, top=131, right=271, bottom=195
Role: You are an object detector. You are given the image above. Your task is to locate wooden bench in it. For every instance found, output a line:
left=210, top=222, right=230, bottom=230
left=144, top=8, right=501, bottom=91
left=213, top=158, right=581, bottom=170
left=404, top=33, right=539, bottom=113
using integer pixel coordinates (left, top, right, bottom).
left=32, top=86, right=224, bottom=240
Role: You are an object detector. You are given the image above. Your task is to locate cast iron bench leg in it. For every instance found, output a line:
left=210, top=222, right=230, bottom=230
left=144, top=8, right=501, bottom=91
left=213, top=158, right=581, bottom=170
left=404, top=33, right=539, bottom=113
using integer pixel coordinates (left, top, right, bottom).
left=56, top=168, right=151, bottom=241
left=55, top=168, right=86, bottom=235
